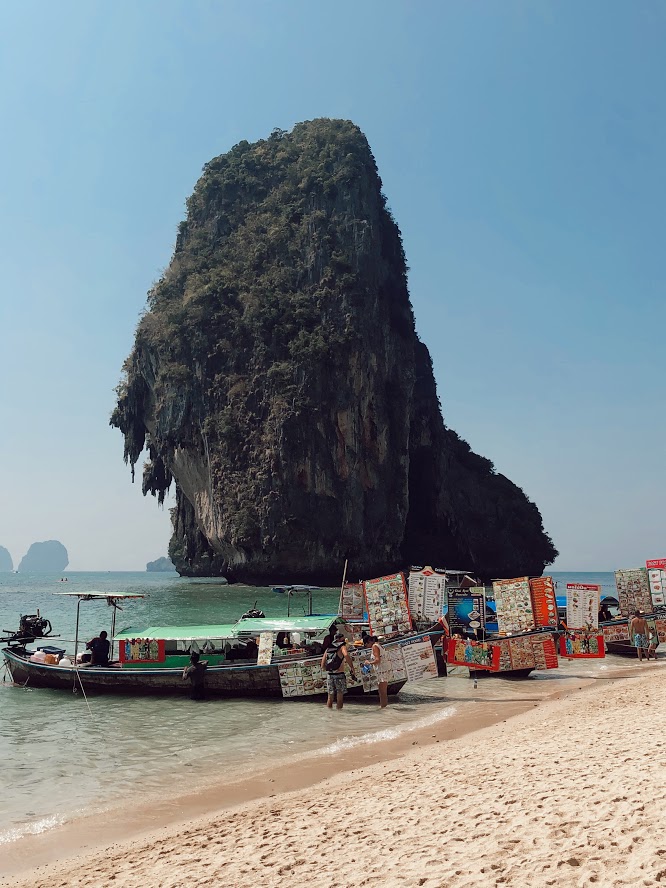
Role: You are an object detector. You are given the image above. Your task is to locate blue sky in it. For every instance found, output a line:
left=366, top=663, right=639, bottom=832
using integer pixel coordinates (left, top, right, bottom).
left=0, top=1, right=664, bottom=570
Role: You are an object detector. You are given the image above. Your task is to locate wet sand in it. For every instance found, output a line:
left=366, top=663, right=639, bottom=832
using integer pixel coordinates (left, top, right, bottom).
left=3, top=659, right=664, bottom=887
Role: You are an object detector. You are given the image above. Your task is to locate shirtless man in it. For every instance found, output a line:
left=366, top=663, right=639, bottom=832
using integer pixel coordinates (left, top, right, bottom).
left=629, top=611, right=650, bottom=662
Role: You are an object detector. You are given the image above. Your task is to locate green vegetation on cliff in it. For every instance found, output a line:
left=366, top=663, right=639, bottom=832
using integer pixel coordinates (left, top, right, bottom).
left=112, top=119, right=557, bottom=581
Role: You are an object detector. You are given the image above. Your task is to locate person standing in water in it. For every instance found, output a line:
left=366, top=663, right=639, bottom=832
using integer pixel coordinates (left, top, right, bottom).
left=182, top=651, right=207, bottom=699
left=365, top=634, right=391, bottom=708
left=321, top=632, right=356, bottom=710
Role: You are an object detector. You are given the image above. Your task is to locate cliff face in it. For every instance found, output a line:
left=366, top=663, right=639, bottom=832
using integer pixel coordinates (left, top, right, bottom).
left=112, top=119, right=557, bottom=582
left=19, top=541, right=69, bottom=573
left=0, top=546, right=13, bottom=572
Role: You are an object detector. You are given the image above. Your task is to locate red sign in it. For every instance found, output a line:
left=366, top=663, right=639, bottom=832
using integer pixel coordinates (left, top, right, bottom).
left=646, top=559, right=666, bottom=570
left=529, top=577, right=558, bottom=628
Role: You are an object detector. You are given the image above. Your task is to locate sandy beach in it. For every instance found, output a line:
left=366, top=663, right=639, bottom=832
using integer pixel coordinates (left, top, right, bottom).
left=4, top=662, right=665, bottom=888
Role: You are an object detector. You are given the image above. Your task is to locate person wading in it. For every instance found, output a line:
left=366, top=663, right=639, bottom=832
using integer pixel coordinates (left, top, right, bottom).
left=182, top=651, right=207, bottom=700
left=321, top=632, right=356, bottom=710
left=364, top=634, right=391, bottom=708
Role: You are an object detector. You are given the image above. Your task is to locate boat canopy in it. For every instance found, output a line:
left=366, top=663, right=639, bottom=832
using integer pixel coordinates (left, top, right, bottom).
left=114, top=624, right=238, bottom=642
left=54, top=591, right=146, bottom=600
left=233, top=615, right=337, bottom=634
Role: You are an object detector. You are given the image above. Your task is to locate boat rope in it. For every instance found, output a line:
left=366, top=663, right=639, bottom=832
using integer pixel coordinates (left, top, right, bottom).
left=73, top=666, right=94, bottom=719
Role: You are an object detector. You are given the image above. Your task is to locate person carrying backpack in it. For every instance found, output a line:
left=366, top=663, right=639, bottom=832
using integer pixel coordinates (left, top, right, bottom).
left=320, top=632, right=357, bottom=709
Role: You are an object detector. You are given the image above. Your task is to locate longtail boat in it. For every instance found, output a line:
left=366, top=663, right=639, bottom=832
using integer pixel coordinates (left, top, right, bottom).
left=1, top=591, right=440, bottom=699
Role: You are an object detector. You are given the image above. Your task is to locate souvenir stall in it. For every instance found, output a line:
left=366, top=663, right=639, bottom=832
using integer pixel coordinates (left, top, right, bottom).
left=560, top=582, right=605, bottom=658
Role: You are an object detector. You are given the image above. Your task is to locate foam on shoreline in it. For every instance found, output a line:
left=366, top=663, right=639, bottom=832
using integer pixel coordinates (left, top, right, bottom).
left=2, top=659, right=663, bottom=886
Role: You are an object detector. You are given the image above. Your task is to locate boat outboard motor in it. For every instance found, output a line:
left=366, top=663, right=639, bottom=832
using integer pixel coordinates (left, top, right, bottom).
left=240, top=601, right=265, bottom=620
left=2, top=612, right=53, bottom=644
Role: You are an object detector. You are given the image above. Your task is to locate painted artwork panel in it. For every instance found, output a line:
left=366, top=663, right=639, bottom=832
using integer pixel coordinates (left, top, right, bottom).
left=363, top=573, right=412, bottom=636
left=559, top=633, right=606, bottom=658
left=615, top=569, right=652, bottom=617
left=446, top=638, right=500, bottom=671
left=492, top=577, right=535, bottom=633
left=119, top=638, right=165, bottom=663
left=529, top=577, right=558, bottom=628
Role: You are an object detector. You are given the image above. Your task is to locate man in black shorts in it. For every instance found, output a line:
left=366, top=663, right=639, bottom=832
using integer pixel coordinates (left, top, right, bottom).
left=320, top=632, right=357, bottom=710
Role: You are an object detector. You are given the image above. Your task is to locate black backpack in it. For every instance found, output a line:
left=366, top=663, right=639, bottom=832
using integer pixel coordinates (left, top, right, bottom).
left=324, top=643, right=344, bottom=672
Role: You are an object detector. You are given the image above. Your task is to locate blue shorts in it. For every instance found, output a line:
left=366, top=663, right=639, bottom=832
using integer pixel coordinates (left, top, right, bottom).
left=634, top=633, right=649, bottom=649
left=327, top=672, right=347, bottom=695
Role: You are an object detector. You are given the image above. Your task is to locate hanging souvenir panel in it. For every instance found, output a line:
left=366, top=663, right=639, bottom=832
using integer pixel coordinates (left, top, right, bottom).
left=615, top=569, right=652, bottom=616
left=363, top=573, right=412, bottom=636
left=492, top=577, right=535, bottom=633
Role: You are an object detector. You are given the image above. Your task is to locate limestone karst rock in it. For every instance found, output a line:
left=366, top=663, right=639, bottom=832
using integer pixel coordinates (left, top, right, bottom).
left=112, top=119, right=557, bottom=582
left=146, top=556, right=175, bottom=572
left=0, top=546, right=13, bottom=572
left=18, top=540, right=69, bottom=573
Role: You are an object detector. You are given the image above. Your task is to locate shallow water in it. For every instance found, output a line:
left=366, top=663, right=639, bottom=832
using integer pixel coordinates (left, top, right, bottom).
left=0, top=570, right=619, bottom=847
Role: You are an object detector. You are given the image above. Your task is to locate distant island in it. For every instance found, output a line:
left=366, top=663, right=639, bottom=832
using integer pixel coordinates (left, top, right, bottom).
left=146, top=556, right=175, bottom=572
left=18, top=540, right=69, bottom=573
left=0, top=546, right=13, bottom=571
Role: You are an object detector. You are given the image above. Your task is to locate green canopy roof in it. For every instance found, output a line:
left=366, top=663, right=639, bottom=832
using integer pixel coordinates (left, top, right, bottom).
left=233, top=615, right=338, bottom=634
left=114, top=624, right=238, bottom=642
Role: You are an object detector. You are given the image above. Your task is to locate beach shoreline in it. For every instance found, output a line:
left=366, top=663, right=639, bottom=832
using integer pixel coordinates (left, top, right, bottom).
left=3, top=657, right=664, bottom=886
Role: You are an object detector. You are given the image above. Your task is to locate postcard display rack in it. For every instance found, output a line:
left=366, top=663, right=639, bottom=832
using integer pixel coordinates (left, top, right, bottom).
left=408, top=567, right=446, bottom=625
left=492, top=577, right=535, bottom=633
left=363, top=573, right=413, bottom=637
left=615, top=569, right=653, bottom=616
left=278, top=574, right=436, bottom=697
left=339, top=582, right=365, bottom=621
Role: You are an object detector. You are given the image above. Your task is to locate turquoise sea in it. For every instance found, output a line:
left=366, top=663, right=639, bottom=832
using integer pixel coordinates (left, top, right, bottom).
left=0, top=570, right=618, bottom=857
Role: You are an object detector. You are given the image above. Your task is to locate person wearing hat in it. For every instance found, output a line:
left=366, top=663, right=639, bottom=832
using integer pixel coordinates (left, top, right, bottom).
left=321, top=632, right=357, bottom=709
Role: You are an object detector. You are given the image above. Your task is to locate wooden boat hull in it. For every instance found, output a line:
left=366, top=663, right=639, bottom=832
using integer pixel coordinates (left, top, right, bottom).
left=468, top=667, right=534, bottom=679
left=605, top=641, right=640, bottom=657
left=2, top=648, right=406, bottom=699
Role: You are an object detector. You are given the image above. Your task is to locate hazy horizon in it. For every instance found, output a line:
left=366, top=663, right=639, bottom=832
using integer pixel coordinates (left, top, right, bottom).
left=1, top=2, right=665, bottom=572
